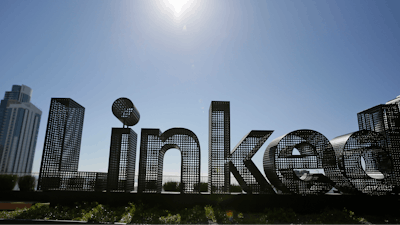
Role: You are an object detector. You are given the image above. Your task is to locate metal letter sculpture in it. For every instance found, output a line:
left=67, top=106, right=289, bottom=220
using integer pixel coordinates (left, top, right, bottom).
left=38, top=98, right=107, bottom=191
left=331, top=130, right=395, bottom=195
left=38, top=98, right=85, bottom=190
left=357, top=104, right=400, bottom=189
left=209, top=101, right=275, bottom=194
left=263, top=130, right=345, bottom=195
left=138, top=128, right=201, bottom=194
left=37, top=97, right=400, bottom=195
left=107, top=98, right=139, bottom=192
left=112, top=97, right=140, bottom=127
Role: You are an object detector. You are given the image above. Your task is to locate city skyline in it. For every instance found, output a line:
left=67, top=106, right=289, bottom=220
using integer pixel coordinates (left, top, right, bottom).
left=1, top=0, right=400, bottom=178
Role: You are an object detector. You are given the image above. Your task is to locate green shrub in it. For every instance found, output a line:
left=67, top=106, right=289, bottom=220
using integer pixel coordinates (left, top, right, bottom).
left=302, top=208, right=361, bottom=224
left=0, top=202, right=373, bottom=224
left=130, top=203, right=163, bottom=223
left=215, top=208, right=240, bottom=223
left=262, top=207, right=298, bottom=224
left=145, top=180, right=157, bottom=190
left=18, top=175, right=36, bottom=191
left=163, top=181, right=180, bottom=192
left=194, top=182, right=208, bottom=192
left=119, top=202, right=136, bottom=223
left=159, top=211, right=181, bottom=224
left=15, top=203, right=51, bottom=220
left=180, top=205, right=208, bottom=224
left=79, top=203, right=125, bottom=223
left=230, top=184, right=242, bottom=192
left=0, top=174, right=18, bottom=191
left=204, top=205, right=216, bottom=223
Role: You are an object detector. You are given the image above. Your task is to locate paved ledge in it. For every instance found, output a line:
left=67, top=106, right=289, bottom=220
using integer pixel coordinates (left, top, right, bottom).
left=0, top=202, right=34, bottom=210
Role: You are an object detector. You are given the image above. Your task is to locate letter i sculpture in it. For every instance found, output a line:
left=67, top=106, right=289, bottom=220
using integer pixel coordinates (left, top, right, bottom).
left=107, top=98, right=140, bottom=192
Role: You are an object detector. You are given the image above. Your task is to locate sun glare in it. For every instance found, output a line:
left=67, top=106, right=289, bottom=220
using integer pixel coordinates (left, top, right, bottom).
left=168, top=0, right=187, bottom=13
left=164, top=0, right=194, bottom=17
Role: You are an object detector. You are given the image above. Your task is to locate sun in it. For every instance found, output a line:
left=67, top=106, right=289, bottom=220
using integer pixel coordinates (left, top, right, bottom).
left=164, top=0, right=193, bottom=17
left=168, top=0, right=188, bottom=13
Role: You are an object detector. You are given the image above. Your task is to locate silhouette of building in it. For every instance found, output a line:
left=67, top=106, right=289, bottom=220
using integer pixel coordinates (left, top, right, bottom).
left=0, top=85, right=41, bottom=173
left=38, top=98, right=85, bottom=190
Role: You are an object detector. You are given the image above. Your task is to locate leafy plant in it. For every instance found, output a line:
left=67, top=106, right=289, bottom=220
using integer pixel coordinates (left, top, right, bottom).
left=15, top=203, right=51, bottom=220
left=204, top=205, right=216, bottom=223
left=119, top=202, right=136, bottom=223
left=79, top=203, right=126, bottom=223
left=305, top=207, right=362, bottom=224
left=163, top=181, right=180, bottom=192
left=180, top=205, right=208, bottom=224
left=0, top=202, right=375, bottom=224
left=262, top=207, right=298, bottom=224
left=0, top=174, right=18, bottom=191
left=0, top=207, right=26, bottom=219
left=230, top=184, right=242, bottom=192
left=130, top=203, right=163, bottom=224
left=18, top=175, right=36, bottom=191
left=159, top=210, right=181, bottom=224
left=194, top=182, right=208, bottom=192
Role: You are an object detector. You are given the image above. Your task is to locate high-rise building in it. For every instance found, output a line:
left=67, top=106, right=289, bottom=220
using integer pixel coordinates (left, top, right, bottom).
left=0, top=85, right=41, bottom=173
left=38, top=98, right=85, bottom=190
left=386, top=95, right=400, bottom=110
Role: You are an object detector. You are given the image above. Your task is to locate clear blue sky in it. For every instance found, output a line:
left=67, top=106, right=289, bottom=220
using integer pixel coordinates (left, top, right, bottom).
left=1, top=0, right=399, bottom=178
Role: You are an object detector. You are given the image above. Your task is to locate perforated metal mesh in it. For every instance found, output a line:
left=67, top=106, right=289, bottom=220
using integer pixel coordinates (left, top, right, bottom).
left=264, top=130, right=343, bottom=195
left=107, top=128, right=137, bottom=192
left=137, top=128, right=201, bottom=194
left=40, top=171, right=107, bottom=191
left=38, top=98, right=85, bottom=191
left=209, top=101, right=275, bottom=194
left=331, top=130, right=394, bottom=195
left=229, top=131, right=276, bottom=194
left=112, top=98, right=140, bottom=127
left=357, top=104, right=400, bottom=188
left=209, top=101, right=230, bottom=194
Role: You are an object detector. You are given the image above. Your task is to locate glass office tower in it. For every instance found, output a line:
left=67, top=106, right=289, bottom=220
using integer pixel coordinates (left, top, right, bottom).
left=0, top=85, right=42, bottom=173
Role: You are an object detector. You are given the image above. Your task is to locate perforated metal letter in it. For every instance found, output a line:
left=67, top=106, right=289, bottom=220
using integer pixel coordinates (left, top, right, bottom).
left=263, top=129, right=344, bottom=195
left=137, top=128, right=201, bottom=194
left=209, top=101, right=275, bottom=194
left=331, top=130, right=395, bottom=195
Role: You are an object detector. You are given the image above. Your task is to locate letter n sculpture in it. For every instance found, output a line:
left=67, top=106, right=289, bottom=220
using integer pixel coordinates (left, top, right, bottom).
left=138, top=128, right=201, bottom=194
